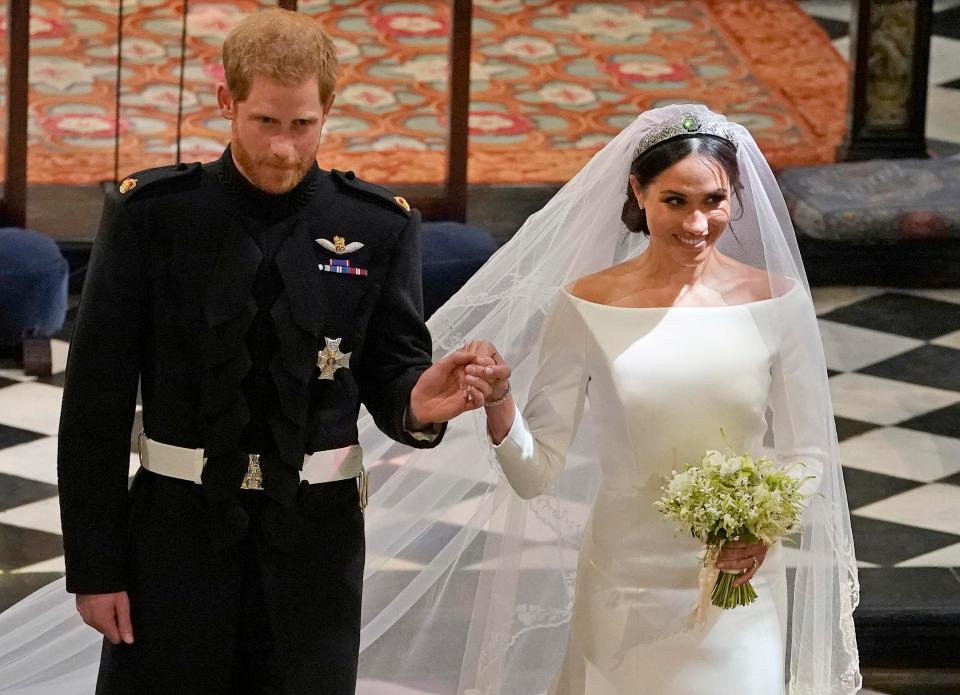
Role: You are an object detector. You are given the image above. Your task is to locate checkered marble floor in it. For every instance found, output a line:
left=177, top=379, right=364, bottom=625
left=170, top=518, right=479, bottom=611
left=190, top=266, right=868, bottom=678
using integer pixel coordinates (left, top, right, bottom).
left=800, top=0, right=960, bottom=158
left=2, top=288, right=960, bottom=613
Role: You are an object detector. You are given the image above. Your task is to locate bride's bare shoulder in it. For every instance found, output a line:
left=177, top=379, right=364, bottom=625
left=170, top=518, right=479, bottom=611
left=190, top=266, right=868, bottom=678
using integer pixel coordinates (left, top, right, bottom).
left=721, top=256, right=795, bottom=301
left=569, top=261, right=635, bottom=303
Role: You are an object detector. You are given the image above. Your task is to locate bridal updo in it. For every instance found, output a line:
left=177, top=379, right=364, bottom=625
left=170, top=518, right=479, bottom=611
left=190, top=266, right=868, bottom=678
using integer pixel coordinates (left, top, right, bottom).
left=621, top=134, right=742, bottom=235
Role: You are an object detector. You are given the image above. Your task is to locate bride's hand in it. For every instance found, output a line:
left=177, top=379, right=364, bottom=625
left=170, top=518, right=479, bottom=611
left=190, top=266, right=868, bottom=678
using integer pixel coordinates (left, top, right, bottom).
left=457, top=340, right=515, bottom=444
left=716, top=542, right=768, bottom=587
left=459, top=340, right=511, bottom=401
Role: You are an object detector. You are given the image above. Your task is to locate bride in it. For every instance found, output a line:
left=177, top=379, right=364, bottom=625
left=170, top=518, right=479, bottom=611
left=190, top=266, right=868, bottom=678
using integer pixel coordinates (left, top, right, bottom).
left=357, top=105, right=860, bottom=694
left=463, top=107, right=852, bottom=694
left=0, top=105, right=859, bottom=694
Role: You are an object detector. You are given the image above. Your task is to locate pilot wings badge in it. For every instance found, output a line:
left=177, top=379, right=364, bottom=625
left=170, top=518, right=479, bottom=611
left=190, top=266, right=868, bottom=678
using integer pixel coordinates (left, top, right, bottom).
left=316, top=235, right=364, bottom=255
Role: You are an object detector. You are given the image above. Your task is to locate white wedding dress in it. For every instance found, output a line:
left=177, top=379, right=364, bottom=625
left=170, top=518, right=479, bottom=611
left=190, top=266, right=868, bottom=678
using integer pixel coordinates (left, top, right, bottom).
left=493, top=286, right=797, bottom=695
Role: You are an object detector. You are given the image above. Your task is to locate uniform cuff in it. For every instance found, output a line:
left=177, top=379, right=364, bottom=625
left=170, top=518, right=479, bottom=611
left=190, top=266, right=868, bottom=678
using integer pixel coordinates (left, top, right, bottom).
left=403, top=404, right=443, bottom=442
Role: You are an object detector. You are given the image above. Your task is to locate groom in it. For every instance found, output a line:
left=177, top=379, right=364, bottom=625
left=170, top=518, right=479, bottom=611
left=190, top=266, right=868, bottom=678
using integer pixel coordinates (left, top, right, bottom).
left=58, top=9, right=496, bottom=694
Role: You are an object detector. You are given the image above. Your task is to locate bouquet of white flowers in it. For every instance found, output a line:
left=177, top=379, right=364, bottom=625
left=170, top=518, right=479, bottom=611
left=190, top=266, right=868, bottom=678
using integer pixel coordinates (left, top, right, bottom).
left=654, top=437, right=807, bottom=616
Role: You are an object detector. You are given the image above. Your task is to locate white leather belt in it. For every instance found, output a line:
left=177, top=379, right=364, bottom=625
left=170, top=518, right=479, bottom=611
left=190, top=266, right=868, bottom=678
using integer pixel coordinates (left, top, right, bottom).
left=137, top=434, right=366, bottom=493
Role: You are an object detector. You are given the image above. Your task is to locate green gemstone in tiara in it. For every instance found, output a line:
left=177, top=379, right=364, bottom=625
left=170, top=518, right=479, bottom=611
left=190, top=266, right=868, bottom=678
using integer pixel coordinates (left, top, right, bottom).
left=633, top=111, right=737, bottom=160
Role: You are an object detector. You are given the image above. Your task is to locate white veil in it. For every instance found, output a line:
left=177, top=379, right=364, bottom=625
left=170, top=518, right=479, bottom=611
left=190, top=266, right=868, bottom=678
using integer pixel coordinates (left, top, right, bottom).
left=355, top=104, right=860, bottom=694
left=0, top=105, right=860, bottom=695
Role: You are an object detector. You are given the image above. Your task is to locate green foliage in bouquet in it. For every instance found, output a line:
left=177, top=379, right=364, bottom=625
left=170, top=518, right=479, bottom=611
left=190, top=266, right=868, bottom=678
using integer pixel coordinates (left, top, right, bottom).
left=654, top=433, right=809, bottom=610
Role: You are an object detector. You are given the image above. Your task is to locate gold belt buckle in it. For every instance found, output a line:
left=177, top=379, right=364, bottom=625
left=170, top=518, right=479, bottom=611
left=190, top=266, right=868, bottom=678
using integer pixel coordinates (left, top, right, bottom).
left=357, top=469, right=369, bottom=511
left=240, top=453, right=264, bottom=490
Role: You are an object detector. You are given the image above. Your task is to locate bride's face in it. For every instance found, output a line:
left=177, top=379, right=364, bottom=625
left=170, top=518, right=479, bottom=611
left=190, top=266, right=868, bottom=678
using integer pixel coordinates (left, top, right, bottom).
left=630, top=153, right=731, bottom=267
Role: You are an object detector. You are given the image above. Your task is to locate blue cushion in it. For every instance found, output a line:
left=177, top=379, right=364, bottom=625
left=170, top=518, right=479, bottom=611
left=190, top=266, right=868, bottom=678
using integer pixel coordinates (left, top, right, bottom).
left=420, top=222, right=498, bottom=319
left=0, top=227, right=69, bottom=345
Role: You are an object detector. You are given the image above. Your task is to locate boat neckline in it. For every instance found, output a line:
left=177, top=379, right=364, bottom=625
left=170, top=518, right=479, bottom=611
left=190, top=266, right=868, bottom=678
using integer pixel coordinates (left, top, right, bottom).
left=562, top=279, right=799, bottom=311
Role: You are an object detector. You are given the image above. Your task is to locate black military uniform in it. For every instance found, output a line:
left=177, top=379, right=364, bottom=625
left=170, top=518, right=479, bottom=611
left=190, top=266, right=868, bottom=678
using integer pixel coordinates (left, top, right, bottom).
left=57, top=147, right=445, bottom=694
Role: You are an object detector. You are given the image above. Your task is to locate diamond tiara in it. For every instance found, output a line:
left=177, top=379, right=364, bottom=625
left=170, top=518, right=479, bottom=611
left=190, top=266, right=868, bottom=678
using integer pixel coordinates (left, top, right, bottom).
left=633, top=112, right=738, bottom=160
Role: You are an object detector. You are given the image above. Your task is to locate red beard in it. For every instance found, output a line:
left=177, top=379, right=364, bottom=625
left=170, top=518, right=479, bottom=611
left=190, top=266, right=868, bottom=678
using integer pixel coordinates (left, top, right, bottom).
left=232, top=137, right=312, bottom=194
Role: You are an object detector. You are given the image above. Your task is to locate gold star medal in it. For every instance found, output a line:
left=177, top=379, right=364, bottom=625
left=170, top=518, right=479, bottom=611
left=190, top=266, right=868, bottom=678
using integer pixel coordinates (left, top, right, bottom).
left=119, top=178, right=138, bottom=194
left=394, top=195, right=410, bottom=212
left=317, top=337, right=352, bottom=380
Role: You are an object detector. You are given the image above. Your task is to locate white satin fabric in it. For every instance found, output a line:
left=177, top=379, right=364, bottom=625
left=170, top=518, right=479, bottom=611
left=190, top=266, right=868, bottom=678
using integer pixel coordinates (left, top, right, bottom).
left=493, top=286, right=803, bottom=694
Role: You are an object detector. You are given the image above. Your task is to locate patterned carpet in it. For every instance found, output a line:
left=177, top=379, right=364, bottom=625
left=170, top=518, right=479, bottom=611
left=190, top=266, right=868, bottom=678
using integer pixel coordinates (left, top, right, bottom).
left=1, top=0, right=847, bottom=185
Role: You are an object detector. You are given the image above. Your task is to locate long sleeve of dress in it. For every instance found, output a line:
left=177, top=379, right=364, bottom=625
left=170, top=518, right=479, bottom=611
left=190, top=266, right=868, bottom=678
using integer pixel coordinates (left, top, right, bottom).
left=492, top=292, right=589, bottom=499
left=766, top=287, right=829, bottom=498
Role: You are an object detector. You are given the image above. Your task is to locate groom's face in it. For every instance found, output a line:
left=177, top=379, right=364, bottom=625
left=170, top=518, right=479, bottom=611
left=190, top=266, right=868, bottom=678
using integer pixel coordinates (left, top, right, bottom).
left=217, top=74, right=335, bottom=194
left=631, top=154, right=732, bottom=267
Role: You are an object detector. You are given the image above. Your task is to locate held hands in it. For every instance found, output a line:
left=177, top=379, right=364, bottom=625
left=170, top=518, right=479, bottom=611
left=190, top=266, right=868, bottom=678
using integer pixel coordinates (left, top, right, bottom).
left=76, top=591, right=134, bottom=645
left=460, top=340, right=516, bottom=445
left=459, top=340, right=511, bottom=406
left=716, top=542, right=768, bottom=587
left=409, top=341, right=511, bottom=426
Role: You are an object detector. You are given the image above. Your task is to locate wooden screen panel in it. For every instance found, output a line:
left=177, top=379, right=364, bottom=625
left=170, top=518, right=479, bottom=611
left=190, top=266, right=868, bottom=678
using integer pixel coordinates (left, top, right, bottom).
left=2, top=0, right=29, bottom=227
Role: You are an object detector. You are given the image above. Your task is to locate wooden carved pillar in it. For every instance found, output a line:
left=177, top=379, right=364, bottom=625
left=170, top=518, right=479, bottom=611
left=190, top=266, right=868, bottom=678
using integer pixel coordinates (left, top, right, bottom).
left=839, top=0, right=934, bottom=160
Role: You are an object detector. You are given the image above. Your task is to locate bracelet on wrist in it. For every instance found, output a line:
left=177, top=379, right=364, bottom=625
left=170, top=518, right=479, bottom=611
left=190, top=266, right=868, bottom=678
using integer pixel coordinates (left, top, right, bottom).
left=484, top=380, right=511, bottom=408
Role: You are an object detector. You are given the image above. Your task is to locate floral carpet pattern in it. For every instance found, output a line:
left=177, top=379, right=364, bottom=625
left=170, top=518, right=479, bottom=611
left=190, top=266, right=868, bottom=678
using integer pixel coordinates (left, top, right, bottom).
left=0, top=0, right=847, bottom=185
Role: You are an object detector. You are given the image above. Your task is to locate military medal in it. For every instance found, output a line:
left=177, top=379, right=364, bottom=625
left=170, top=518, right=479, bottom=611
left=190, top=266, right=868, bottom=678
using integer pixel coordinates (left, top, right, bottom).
left=316, top=235, right=364, bottom=254
left=319, top=259, right=368, bottom=276
left=317, top=337, right=351, bottom=380
left=394, top=195, right=410, bottom=212
left=119, top=178, right=138, bottom=194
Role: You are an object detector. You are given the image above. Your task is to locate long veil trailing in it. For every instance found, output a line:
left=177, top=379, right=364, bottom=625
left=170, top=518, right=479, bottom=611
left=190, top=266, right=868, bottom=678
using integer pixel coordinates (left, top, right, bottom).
left=355, top=104, right=860, bottom=695
left=0, top=105, right=859, bottom=695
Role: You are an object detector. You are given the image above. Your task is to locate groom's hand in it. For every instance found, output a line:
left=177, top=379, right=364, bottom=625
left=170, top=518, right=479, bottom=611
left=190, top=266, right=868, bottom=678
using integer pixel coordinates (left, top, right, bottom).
left=76, top=591, right=134, bottom=645
left=409, top=351, right=496, bottom=425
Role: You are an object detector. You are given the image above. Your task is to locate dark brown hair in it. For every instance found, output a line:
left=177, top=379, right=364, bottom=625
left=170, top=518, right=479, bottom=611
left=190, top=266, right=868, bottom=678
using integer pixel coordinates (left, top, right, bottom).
left=621, top=134, right=742, bottom=235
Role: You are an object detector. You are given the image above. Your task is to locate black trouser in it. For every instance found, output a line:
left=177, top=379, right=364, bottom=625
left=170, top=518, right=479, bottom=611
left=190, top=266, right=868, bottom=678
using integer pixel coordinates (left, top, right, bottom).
left=96, top=472, right=364, bottom=695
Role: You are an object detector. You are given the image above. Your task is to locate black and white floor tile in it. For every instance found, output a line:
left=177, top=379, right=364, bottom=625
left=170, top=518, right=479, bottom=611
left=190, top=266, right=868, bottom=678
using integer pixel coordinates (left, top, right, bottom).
left=815, top=288, right=960, bottom=570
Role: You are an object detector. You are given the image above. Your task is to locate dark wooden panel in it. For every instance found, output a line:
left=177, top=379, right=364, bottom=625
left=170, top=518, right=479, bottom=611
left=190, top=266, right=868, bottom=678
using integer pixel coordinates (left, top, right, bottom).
left=443, top=0, right=471, bottom=221
left=3, top=0, right=30, bottom=227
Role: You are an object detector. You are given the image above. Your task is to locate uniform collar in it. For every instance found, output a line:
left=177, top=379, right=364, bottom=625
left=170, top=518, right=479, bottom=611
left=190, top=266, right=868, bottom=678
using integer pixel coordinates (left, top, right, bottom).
left=216, top=144, right=320, bottom=219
